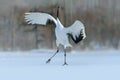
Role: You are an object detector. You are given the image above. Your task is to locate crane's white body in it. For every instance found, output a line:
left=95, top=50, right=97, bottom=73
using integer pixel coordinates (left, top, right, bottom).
left=25, top=12, right=86, bottom=49
left=25, top=11, right=86, bottom=65
left=55, top=18, right=72, bottom=48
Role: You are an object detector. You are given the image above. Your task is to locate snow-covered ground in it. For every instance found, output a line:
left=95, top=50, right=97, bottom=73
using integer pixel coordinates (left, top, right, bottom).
left=0, top=50, right=120, bottom=80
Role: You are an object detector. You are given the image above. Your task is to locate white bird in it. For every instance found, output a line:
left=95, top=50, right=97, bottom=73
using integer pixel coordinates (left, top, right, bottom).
left=25, top=6, right=86, bottom=65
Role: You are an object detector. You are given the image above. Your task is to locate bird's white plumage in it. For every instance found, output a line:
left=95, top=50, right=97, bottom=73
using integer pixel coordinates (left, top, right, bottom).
left=25, top=12, right=57, bottom=25
left=55, top=18, right=72, bottom=48
left=24, top=12, right=86, bottom=48
left=64, top=20, right=86, bottom=40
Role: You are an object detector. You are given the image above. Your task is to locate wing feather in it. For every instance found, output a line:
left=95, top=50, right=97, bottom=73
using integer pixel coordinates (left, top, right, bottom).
left=25, top=12, right=57, bottom=25
left=65, top=20, right=86, bottom=44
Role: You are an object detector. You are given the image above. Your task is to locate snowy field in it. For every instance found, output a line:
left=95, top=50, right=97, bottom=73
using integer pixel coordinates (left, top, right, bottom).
left=0, top=49, right=120, bottom=80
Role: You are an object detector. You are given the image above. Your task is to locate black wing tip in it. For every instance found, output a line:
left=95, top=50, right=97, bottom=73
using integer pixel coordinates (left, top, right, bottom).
left=73, top=35, right=84, bottom=44
left=68, top=31, right=84, bottom=44
left=46, top=19, right=56, bottom=26
left=75, top=35, right=84, bottom=44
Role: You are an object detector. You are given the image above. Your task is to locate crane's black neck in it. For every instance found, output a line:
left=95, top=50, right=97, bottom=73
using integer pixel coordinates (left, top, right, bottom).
left=57, top=6, right=59, bottom=17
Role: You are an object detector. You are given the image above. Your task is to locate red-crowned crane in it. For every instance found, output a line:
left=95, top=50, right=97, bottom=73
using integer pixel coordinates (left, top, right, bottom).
left=25, top=6, right=86, bottom=65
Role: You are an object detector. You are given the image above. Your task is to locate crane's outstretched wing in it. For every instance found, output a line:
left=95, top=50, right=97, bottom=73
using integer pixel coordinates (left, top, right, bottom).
left=65, top=20, right=86, bottom=44
left=25, top=12, right=57, bottom=25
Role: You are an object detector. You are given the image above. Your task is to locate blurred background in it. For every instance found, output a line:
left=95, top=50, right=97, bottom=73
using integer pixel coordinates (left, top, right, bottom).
left=0, top=0, right=120, bottom=51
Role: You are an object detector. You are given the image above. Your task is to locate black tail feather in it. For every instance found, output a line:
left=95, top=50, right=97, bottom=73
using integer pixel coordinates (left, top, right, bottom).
left=68, top=30, right=84, bottom=44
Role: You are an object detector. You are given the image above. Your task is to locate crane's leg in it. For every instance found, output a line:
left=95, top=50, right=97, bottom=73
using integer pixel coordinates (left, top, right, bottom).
left=46, top=48, right=59, bottom=63
left=63, top=49, right=68, bottom=66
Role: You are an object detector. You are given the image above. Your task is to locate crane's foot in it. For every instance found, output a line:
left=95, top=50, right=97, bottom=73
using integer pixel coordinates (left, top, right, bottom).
left=46, top=59, right=51, bottom=63
left=63, top=62, right=68, bottom=66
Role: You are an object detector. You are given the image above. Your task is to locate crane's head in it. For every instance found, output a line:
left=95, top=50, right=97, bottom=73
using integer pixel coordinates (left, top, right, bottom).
left=57, top=6, right=60, bottom=17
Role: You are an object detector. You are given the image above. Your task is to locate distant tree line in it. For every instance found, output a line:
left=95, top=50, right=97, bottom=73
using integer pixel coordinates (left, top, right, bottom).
left=0, top=0, right=120, bottom=50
